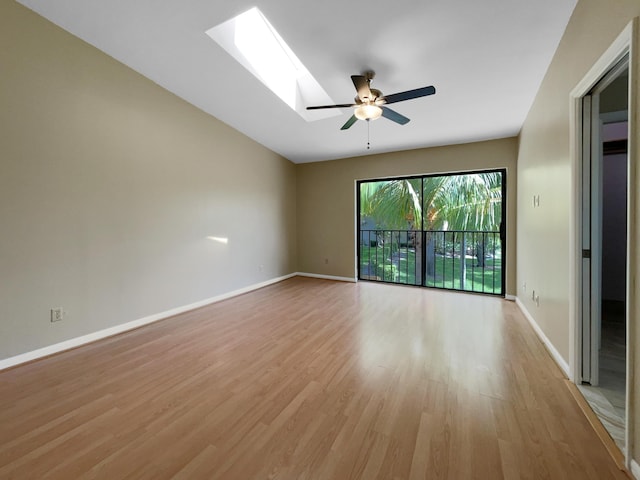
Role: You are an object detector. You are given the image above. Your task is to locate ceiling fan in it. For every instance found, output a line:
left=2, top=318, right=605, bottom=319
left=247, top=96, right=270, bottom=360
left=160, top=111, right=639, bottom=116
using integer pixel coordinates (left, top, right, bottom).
left=306, top=72, right=436, bottom=130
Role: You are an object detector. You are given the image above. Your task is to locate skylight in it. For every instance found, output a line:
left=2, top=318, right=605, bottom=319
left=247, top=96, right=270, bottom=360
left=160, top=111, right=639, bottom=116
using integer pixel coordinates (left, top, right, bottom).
left=206, top=8, right=338, bottom=121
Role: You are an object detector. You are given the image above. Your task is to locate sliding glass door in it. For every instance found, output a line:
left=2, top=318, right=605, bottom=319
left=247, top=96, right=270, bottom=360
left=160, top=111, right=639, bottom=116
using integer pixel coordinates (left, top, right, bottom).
left=357, top=169, right=505, bottom=296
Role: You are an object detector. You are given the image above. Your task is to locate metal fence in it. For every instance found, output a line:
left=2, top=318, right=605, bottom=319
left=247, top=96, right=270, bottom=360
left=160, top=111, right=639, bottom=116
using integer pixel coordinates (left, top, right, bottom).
left=358, top=229, right=503, bottom=295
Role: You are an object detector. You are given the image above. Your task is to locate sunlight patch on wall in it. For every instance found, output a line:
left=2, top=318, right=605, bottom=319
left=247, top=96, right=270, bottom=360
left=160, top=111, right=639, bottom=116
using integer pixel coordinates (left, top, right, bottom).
left=207, top=236, right=229, bottom=244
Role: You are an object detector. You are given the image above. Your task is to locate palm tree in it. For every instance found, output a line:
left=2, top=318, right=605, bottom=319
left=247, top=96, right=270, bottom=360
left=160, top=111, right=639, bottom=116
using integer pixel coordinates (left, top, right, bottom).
left=360, top=178, right=422, bottom=230
left=428, top=172, right=502, bottom=231
left=361, top=172, right=501, bottom=231
left=425, top=172, right=502, bottom=268
left=360, top=172, right=502, bottom=282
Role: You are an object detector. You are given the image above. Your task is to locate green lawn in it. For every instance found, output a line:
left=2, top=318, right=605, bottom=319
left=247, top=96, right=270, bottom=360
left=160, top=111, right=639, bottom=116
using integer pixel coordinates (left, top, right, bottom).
left=359, top=244, right=502, bottom=294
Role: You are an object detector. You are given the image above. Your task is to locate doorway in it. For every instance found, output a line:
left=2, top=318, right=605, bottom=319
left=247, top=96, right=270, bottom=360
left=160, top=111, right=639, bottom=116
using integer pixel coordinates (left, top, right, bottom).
left=357, top=169, right=506, bottom=296
left=578, top=58, right=629, bottom=451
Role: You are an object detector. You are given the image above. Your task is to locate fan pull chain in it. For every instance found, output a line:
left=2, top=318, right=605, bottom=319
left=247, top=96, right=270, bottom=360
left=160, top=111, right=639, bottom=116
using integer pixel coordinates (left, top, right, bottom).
left=367, top=119, right=371, bottom=150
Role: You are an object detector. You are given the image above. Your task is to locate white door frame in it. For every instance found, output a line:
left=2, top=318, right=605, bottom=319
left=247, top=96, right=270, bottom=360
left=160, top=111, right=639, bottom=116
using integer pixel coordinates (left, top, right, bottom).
left=569, top=18, right=638, bottom=466
left=580, top=58, right=628, bottom=387
left=579, top=92, right=604, bottom=387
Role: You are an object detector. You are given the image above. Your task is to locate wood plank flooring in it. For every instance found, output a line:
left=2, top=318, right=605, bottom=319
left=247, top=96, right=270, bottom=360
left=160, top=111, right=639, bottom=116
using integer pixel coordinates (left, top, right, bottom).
left=0, top=277, right=630, bottom=479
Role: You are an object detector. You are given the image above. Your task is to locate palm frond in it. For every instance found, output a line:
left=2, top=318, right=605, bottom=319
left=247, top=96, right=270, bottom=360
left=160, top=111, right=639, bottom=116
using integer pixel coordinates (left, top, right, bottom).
left=360, top=172, right=502, bottom=232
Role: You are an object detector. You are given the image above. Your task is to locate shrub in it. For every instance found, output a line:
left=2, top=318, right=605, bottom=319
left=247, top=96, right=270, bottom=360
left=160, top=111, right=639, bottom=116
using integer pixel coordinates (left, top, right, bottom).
left=374, top=262, right=399, bottom=282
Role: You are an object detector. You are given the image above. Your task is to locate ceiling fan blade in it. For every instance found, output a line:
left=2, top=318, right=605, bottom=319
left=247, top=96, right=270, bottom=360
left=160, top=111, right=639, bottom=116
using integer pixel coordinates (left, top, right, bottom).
left=351, top=75, right=373, bottom=102
left=307, top=103, right=357, bottom=110
left=381, top=107, right=410, bottom=125
left=340, top=115, right=358, bottom=130
left=382, top=86, right=436, bottom=105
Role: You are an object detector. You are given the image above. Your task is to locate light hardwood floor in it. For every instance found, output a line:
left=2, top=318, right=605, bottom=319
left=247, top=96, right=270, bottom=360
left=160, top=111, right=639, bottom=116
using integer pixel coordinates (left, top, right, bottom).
left=0, top=277, right=630, bottom=479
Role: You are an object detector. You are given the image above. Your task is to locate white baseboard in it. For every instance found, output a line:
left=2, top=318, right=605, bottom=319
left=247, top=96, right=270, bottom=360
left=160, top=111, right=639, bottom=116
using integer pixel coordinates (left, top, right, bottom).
left=0, top=273, right=297, bottom=371
left=515, top=297, right=570, bottom=378
left=295, top=272, right=357, bottom=283
left=631, top=459, right=640, bottom=479
left=505, top=294, right=516, bottom=301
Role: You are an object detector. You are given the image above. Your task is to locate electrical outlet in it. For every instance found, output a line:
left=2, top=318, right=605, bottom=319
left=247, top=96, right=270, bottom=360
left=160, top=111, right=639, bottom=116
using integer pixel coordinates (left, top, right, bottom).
left=522, top=281, right=526, bottom=292
left=50, top=308, right=64, bottom=322
left=535, top=294, right=540, bottom=306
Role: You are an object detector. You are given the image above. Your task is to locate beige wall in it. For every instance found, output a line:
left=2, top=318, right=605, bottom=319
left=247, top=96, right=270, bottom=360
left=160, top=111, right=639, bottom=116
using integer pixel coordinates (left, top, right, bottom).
left=0, top=1, right=297, bottom=359
left=516, top=0, right=640, bottom=462
left=517, top=0, right=639, bottom=362
left=297, top=138, right=518, bottom=296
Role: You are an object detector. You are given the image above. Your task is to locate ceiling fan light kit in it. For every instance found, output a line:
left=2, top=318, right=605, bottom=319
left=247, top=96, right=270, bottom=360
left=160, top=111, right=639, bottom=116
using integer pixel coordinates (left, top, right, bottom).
left=354, top=104, right=383, bottom=121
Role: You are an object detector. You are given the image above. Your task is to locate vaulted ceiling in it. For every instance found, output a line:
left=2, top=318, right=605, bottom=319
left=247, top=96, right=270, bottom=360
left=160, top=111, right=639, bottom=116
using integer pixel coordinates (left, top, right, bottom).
left=18, top=0, right=577, bottom=163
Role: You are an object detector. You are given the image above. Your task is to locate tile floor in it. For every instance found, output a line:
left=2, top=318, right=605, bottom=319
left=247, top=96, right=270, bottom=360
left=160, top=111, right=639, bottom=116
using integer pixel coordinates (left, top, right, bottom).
left=579, top=301, right=626, bottom=452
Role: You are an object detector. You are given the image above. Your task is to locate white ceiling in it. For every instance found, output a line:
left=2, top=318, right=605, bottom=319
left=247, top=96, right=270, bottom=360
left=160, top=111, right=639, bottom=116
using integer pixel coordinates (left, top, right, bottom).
left=18, top=0, right=577, bottom=163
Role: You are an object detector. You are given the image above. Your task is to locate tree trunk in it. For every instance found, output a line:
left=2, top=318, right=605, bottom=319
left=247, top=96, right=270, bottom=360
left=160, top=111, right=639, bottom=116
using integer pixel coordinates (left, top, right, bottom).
left=460, top=234, right=467, bottom=289
left=426, top=232, right=436, bottom=277
left=476, top=234, right=486, bottom=268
